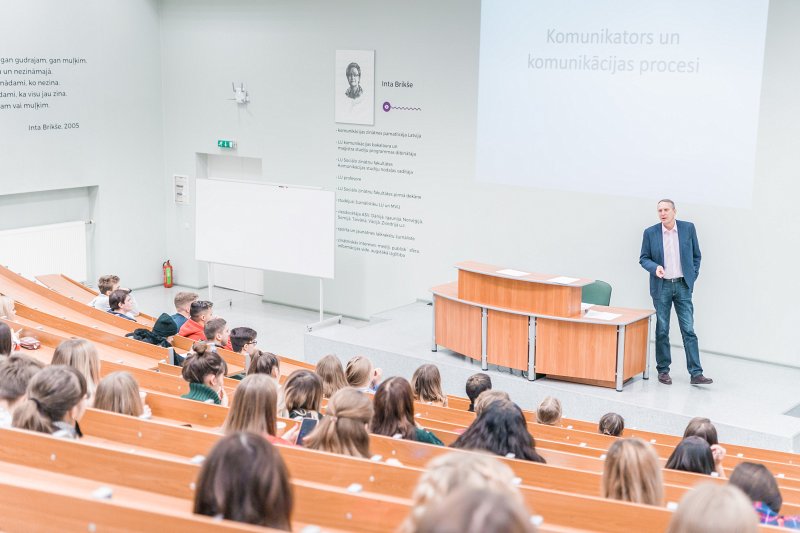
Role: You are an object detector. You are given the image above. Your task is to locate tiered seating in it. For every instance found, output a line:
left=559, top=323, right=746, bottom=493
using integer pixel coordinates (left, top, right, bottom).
left=0, top=266, right=796, bottom=531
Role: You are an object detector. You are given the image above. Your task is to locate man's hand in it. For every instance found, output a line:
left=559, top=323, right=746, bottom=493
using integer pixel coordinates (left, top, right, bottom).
left=655, top=266, right=665, bottom=278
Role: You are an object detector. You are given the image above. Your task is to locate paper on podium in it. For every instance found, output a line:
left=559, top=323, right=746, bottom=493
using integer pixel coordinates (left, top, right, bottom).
left=496, top=269, right=530, bottom=277
left=547, top=276, right=580, bottom=284
left=584, top=310, right=622, bottom=321
left=580, top=302, right=594, bottom=312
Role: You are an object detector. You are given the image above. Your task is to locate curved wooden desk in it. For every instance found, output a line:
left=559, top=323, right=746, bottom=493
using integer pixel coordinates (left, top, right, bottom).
left=431, top=262, right=655, bottom=391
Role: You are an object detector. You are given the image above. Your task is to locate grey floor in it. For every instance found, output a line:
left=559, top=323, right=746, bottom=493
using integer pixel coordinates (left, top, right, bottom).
left=136, top=286, right=800, bottom=452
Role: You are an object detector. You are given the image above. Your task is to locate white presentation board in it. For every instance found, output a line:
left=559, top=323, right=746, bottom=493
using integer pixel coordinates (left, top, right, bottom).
left=195, top=178, right=335, bottom=279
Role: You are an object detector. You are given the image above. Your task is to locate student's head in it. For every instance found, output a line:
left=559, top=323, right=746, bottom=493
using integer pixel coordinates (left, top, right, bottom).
left=452, top=399, right=545, bottom=463
left=465, top=373, right=492, bottom=412
left=474, top=390, right=510, bottom=416
left=411, top=364, right=446, bottom=405
left=282, top=370, right=323, bottom=416
left=729, top=462, right=782, bottom=513
left=414, top=487, right=536, bottom=533
left=401, top=452, right=523, bottom=533
left=0, top=322, right=12, bottom=357
left=194, top=432, right=293, bottom=530
left=247, top=350, right=280, bottom=379
left=315, top=354, right=348, bottom=398
left=602, top=438, right=663, bottom=506
left=0, top=352, right=45, bottom=410
left=599, top=412, right=625, bottom=437
left=345, top=355, right=374, bottom=389
left=189, top=300, right=214, bottom=323
left=181, top=342, right=228, bottom=388
left=13, top=365, right=88, bottom=434
left=173, top=291, right=199, bottom=315
left=665, top=483, right=758, bottom=533
left=683, top=417, right=719, bottom=446
left=224, top=374, right=279, bottom=437
left=93, top=371, right=144, bottom=418
left=0, top=295, right=16, bottom=321
left=204, top=318, right=230, bottom=347
left=536, top=396, right=562, bottom=426
left=152, top=313, right=179, bottom=340
left=108, top=289, right=133, bottom=313
left=230, top=327, right=258, bottom=355
left=97, top=275, right=120, bottom=295
left=304, top=388, right=373, bottom=458
left=51, top=338, right=100, bottom=397
left=371, top=376, right=417, bottom=440
left=665, top=436, right=715, bottom=475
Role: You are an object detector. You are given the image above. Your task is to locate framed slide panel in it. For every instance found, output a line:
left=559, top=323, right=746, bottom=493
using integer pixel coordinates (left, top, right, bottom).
left=434, top=295, right=482, bottom=360
left=486, top=310, right=529, bottom=371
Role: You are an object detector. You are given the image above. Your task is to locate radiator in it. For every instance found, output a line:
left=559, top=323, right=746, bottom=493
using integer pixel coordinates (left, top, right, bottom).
left=0, top=221, right=87, bottom=283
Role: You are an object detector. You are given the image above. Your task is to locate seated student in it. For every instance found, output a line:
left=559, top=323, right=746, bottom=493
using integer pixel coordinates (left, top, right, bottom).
left=230, top=326, right=258, bottom=362
left=180, top=342, right=229, bottom=406
left=683, top=416, right=727, bottom=476
left=247, top=350, right=281, bottom=379
left=411, top=364, right=448, bottom=407
left=51, top=338, right=101, bottom=400
left=89, top=275, right=140, bottom=316
left=345, top=355, right=382, bottom=392
left=0, top=353, right=45, bottom=427
left=108, top=289, right=136, bottom=321
left=223, top=374, right=298, bottom=445
left=451, top=399, right=546, bottom=463
left=729, top=462, right=800, bottom=529
left=13, top=365, right=88, bottom=439
left=171, top=291, right=198, bottom=329
left=281, top=369, right=323, bottom=421
left=599, top=412, right=625, bottom=437
left=665, top=436, right=720, bottom=477
left=204, top=317, right=232, bottom=351
left=473, top=390, right=510, bottom=416
left=536, top=396, right=562, bottom=426
left=315, top=354, right=348, bottom=399
left=193, top=432, right=293, bottom=530
left=465, top=373, right=491, bottom=412
left=304, top=387, right=373, bottom=458
left=400, top=452, right=525, bottom=533
left=0, top=322, right=14, bottom=360
left=0, top=296, right=21, bottom=351
left=93, top=371, right=151, bottom=419
left=371, top=376, right=443, bottom=445
left=602, top=438, right=663, bottom=506
left=178, top=300, right=214, bottom=341
left=415, top=487, right=537, bottom=533
left=125, top=312, right=178, bottom=348
left=665, top=483, right=758, bottom=533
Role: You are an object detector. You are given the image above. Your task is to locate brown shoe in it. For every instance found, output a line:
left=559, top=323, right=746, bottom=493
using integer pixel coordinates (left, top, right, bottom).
left=690, top=375, right=713, bottom=385
left=658, top=373, right=672, bottom=385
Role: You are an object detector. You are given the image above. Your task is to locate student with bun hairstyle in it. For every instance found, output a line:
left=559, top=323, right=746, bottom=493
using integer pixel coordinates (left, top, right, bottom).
left=599, top=412, right=625, bottom=437
left=0, top=352, right=45, bottom=427
left=303, top=388, right=373, bottom=458
left=194, top=432, right=293, bottom=530
left=371, top=377, right=443, bottom=445
left=13, top=365, right=88, bottom=439
left=602, top=438, right=663, bottom=506
left=51, top=338, right=101, bottom=400
left=411, top=364, right=447, bottom=407
left=93, top=371, right=149, bottom=418
left=281, top=369, right=323, bottom=421
left=315, top=354, right=348, bottom=399
left=181, top=342, right=228, bottom=406
left=729, top=462, right=800, bottom=528
left=345, top=355, right=381, bottom=392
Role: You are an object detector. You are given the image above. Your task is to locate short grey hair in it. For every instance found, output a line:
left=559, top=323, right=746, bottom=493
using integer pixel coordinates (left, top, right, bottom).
left=657, top=199, right=676, bottom=209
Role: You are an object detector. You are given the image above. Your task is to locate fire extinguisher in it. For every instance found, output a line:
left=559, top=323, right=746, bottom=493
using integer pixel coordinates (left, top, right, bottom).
left=162, top=260, right=174, bottom=288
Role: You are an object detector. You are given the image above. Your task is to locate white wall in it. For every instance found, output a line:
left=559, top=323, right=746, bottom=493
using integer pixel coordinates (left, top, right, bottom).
left=0, top=0, right=165, bottom=288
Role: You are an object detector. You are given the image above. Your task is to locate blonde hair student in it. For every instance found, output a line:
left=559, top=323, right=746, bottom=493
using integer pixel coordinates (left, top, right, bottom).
left=665, top=483, right=758, bottom=533
left=223, top=374, right=288, bottom=444
left=315, top=354, right=348, bottom=398
left=602, top=438, right=663, bottom=506
left=536, top=396, right=561, bottom=425
left=282, top=369, right=323, bottom=421
left=93, top=371, right=147, bottom=418
left=304, top=387, right=373, bottom=458
left=411, top=364, right=447, bottom=407
left=345, top=355, right=381, bottom=392
left=51, top=338, right=101, bottom=399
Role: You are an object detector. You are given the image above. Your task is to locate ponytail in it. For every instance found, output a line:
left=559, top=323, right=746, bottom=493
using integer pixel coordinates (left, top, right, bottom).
left=182, top=342, right=227, bottom=384
left=303, top=388, right=373, bottom=458
left=13, top=365, right=86, bottom=434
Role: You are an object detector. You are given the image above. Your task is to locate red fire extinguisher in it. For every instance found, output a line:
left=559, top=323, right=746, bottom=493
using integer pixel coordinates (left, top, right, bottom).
left=162, top=260, right=174, bottom=288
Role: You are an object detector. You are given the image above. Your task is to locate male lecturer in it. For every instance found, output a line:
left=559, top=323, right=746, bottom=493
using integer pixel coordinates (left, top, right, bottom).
left=639, top=199, right=712, bottom=385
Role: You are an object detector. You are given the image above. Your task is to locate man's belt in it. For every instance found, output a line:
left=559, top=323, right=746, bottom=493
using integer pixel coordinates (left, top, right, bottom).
left=665, top=277, right=684, bottom=283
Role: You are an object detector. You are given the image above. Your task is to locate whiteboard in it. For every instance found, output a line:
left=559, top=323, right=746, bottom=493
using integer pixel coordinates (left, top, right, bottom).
left=195, top=178, right=335, bottom=279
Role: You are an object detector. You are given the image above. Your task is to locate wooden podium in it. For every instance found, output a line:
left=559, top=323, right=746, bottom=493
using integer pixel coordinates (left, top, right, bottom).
left=431, top=261, right=655, bottom=391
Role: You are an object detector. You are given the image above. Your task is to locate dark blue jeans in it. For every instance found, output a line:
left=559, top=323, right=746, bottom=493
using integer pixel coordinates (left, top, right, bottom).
left=653, top=279, right=702, bottom=377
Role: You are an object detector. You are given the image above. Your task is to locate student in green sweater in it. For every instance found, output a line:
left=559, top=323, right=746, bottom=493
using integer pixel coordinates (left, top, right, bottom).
left=180, top=342, right=228, bottom=406
left=370, top=376, right=443, bottom=446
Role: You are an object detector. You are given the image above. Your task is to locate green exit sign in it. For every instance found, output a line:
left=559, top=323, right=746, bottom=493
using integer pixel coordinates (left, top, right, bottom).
left=217, top=139, right=237, bottom=149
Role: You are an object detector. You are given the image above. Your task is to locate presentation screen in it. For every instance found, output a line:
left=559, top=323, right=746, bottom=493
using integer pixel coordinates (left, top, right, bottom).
left=475, top=0, right=770, bottom=208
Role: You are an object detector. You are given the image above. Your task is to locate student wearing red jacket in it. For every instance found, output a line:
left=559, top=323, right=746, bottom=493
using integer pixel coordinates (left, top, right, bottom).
left=178, top=300, right=214, bottom=341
